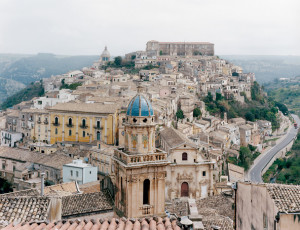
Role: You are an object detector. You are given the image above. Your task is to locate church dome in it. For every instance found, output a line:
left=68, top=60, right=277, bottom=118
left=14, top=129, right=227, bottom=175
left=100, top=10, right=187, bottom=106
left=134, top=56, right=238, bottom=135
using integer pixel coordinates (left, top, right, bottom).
left=126, top=94, right=154, bottom=117
left=101, top=46, right=110, bottom=57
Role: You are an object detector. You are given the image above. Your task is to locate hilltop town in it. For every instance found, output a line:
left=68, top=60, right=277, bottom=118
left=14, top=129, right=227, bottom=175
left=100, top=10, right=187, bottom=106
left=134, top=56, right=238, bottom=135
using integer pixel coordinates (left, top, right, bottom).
left=0, top=41, right=299, bottom=230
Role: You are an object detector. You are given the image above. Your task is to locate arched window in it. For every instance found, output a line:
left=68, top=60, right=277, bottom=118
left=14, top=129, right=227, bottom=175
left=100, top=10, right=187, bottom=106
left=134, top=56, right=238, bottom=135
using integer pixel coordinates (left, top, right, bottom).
left=68, top=118, right=72, bottom=126
left=82, top=119, right=86, bottom=127
left=97, top=131, right=101, bottom=141
left=182, top=152, right=188, bottom=161
left=143, top=179, right=150, bottom=205
left=97, top=120, right=100, bottom=128
left=181, top=182, right=189, bottom=197
left=54, top=117, right=59, bottom=125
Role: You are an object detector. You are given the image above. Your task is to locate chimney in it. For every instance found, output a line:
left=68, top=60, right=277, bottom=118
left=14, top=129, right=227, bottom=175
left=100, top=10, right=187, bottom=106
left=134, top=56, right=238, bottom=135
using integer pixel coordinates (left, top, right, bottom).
left=41, top=172, right=45, bottom=196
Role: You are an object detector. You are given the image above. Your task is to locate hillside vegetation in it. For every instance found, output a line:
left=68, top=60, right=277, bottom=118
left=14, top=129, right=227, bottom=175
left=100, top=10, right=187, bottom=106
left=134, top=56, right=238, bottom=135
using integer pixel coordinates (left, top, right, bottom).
left=221, top=55, right=300, bottom=83
left=265, top=78, right=300, bottom=116
left=263, top=133, right=300, bottom=184
left=203, top=81, right=288, bottom=131
left=0, top=53, right=98, bottom=102
left=0, top=81, right=44, bottom=110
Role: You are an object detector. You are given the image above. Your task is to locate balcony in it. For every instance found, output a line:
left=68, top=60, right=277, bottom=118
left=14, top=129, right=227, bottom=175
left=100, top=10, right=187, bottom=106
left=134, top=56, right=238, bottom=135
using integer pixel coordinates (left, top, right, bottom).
left=44, top=120, right=49, bottom=125
left=94, top=126, right=103, bottom=130
left=140, top=205, right=153, bottom=215
left=114, top=148, right=168, bottom=166
left=66, top=124, right=74, bottom=128
left=52, top=122, right=60, bottom=126
left=37, top=120, right=41, bottom=124
left=80, top=124, right=88, bottom=129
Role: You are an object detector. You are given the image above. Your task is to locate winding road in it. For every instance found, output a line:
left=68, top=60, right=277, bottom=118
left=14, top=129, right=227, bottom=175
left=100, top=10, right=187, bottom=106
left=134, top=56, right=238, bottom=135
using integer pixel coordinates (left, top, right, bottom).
left=249, top=114, right=300, bottom=183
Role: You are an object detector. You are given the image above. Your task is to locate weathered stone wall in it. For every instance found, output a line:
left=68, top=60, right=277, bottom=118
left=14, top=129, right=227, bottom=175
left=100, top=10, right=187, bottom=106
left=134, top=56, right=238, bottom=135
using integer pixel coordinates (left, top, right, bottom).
left=146, top=41, right=214, bottom=56
left=236, top=183, right=278, bottom=230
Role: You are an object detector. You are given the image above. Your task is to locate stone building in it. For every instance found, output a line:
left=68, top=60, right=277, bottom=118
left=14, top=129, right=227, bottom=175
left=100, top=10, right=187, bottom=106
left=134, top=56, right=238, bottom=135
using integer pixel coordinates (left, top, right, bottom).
left=146, top=40, right=214, bottom=56
left=160, top=127, right=215, bottom=201
left=235, top=182, right=300, bottom=230
left=112, top=86, right=169, bottom=217
left=47, top=102, right=119, bottom=145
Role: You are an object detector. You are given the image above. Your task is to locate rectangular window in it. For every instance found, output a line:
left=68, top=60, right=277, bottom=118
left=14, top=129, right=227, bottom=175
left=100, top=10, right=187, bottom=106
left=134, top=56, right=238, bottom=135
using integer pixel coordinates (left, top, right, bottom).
left=70, top=170, right=73, bottom=176
left=55, top=128, right=58, bottom=134
left=76, top=171, right=79, bottom=177
left=69, top=130, right=72, bottom=136
left=83, top=131, right=85, bottom=137
left=202, top=171, right=206, bottom=177
left=263, top=213, right=268, bottom=230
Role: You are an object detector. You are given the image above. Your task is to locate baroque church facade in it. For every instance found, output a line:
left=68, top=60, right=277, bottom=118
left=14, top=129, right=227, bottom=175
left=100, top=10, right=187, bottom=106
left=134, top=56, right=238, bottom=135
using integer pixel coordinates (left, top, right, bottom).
left=112, top=87, right=216, bottom=218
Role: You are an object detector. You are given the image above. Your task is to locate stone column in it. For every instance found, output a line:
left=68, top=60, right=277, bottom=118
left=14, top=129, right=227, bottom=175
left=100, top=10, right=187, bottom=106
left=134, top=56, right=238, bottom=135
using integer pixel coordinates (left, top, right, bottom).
left=76, top=117, right=78, bottom=141
left=157, top=172, right=165, bottom=215
left=89, top=117, right=93, bottom=143
left=112, top=115, right=115, bottom=145
left=48, top=115, right=51, bottom=143
left=62, top=116, right=65, bottom=141
left=105, top=119, right=107, bottom=143
left=153, top=173, right=157, bottom=215
left=195, top=165, right=200, bottom=199
left=209, top=164, right=213, bottom=196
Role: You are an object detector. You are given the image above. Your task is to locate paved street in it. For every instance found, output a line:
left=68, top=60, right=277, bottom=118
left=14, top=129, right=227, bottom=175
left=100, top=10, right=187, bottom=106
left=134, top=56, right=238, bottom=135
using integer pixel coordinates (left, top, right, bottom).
left=249, top=114, right=300, bottom=183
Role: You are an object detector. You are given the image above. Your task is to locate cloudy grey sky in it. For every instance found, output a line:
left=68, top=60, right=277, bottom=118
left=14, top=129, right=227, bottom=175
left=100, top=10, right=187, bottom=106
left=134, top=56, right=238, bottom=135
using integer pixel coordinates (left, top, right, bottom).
left=0, top=0, right=299, bottom=56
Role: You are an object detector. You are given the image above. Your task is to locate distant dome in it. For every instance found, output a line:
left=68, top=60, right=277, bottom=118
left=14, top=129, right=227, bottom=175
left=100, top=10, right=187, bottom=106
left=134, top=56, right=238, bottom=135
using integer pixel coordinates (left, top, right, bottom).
left=101, top=46, right=110, bottom=57
left=126, top=94, right=154, bottom=117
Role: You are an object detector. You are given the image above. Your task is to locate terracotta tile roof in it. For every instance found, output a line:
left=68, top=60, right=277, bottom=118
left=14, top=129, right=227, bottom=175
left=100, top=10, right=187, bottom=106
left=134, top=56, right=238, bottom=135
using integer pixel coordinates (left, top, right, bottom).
left=160, top=127, right=196, bottom=149
left=266, top=183, right=300, bottom=213
left=0, top=197, right=50, bottom=224
left=79, top=181, right=101, bottom=194
left=0, top=147, right=73, bottom=170
left=44, top=181, right=80, bottom=196
left=1, top=217, right=181, bottom=230
left=48, top=102, right=120, bottom=114
left=62, top=191, right=113, bottom=217
left=202, top=217, right=233, bottom=230
left=0, top=189, right=39, bottom=198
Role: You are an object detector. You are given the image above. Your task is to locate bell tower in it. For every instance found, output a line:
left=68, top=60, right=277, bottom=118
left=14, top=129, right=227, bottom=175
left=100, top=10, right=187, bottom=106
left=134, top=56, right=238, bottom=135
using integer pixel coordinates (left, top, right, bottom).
left=112, top=87, right=169, bottom=217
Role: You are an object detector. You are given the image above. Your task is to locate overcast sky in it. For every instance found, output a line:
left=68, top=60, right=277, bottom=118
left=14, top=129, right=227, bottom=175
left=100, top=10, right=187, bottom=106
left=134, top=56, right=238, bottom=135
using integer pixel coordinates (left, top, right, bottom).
left=0, top=0, right=299, bottom=56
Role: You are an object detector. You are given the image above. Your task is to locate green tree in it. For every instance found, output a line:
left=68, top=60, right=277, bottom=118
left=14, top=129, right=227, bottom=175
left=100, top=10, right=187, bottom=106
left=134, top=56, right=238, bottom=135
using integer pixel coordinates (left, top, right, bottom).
left=238, top=146, right=252, bottom=170
left=176, top=109, right=184, bottom=120
left=159, top=50, right=163, bottom=56
left=0, top=178, right=13, bottom=194
left=193, top=108, right=202, bottom=118
left=216, top=93, right=223, bottom=101
left=245, top=111, right=255, bottom=121
left=114, top=56, right=122, bottom=66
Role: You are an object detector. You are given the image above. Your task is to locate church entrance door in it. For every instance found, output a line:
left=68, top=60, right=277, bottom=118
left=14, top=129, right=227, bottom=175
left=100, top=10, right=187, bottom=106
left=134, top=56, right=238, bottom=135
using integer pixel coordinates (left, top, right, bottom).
left=181, top=182, right=189, bottom=197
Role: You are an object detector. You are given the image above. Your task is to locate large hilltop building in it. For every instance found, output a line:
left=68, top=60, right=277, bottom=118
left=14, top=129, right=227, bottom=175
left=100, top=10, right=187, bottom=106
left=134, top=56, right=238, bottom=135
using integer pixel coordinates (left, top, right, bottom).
left=146, top=40, right=214, bottom=56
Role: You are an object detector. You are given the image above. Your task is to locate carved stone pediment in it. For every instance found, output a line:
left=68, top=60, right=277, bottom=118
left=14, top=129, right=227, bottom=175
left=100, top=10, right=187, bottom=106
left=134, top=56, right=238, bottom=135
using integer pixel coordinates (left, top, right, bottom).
left=198, top=179, right=209, bottom=184
left=128, top=175, right=138, bottom=183
left=176, top=171, right=193, bottom=182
